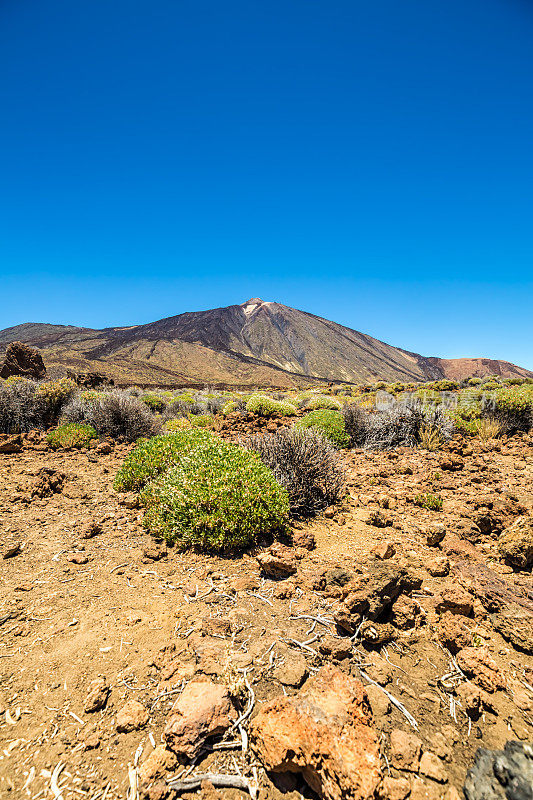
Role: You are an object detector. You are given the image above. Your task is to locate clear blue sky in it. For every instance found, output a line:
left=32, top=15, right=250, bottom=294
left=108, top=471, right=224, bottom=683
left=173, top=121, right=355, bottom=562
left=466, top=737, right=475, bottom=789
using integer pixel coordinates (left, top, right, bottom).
left=1, top=0, right=532, bottom=368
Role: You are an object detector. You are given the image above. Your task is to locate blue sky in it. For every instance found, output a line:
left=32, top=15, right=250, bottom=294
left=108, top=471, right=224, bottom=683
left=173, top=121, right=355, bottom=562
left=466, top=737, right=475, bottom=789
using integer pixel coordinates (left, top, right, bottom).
left=1, top=0, right=532, bottom=368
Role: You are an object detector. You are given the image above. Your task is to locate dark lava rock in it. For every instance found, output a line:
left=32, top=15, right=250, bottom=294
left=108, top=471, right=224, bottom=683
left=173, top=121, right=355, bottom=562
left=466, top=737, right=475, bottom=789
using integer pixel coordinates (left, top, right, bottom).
left=66, top=370, right=114, bottom=388
left=463, top=741, right=533, bottom=800
left=0, top=341, right=46, bottom=379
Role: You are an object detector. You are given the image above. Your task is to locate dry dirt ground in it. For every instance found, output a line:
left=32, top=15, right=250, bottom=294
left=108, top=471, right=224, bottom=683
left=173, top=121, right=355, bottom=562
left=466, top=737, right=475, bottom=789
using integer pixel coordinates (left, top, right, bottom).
left=0, top=429, right=532, bottom=800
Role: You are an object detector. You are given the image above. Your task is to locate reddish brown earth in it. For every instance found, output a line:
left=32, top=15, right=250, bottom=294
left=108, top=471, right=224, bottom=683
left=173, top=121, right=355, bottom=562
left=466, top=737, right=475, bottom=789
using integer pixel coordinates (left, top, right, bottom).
left=0, top=428, right=532, bottom=800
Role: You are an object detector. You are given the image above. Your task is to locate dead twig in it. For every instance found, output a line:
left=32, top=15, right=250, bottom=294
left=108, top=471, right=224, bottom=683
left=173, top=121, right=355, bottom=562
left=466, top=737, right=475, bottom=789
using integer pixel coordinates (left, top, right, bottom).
left=167, top=773, right=256, bottom=797
left=359, top=669, right=418, bottom=729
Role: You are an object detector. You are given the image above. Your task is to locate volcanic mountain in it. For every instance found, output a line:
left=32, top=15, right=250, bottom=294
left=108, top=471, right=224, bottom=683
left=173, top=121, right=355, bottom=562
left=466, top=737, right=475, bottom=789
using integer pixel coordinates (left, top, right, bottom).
left=0, top=299, right=531, bottom=387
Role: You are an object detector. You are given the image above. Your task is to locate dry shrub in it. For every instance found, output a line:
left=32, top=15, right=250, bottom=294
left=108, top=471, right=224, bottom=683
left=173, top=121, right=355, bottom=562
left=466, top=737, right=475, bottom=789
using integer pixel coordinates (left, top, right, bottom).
left=473, top=417, right=502, bottom=441
left=245, top=427, right=346, bottom=517
left=418, top=424, right=442, bottom=451
left=62, top=390, right=161, bottom=441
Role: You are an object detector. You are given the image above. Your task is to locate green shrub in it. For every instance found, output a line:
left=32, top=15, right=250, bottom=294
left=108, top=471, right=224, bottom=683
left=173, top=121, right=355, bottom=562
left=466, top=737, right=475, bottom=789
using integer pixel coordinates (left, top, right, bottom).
left=245, top=395, right=297, bottom=417
left=141, top=394, right=166, bottom=413
left=295, top=409, right=350, bottom=448
left=222, top=400, right=239, bottom=416
left=427, top=380, right=459, bottom=392
left=485, top=387, right=533, bottom=433
left=306, top=395, right=342, bottom=411
left=188, top=413, right=212, bottom=427
left=414, top=492, right=443, bottom=511
left=47, top=423, right=96, bottom=449
left=114, top=429, right=214, bottom=492
left=164, top=417, right=192, bottom=432
left=141, top=439, right=289, bottom=551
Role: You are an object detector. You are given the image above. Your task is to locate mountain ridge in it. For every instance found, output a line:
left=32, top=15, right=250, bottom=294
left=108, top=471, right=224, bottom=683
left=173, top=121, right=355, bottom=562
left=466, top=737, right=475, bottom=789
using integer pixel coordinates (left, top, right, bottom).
left=0, top=298, right=531, bottom=386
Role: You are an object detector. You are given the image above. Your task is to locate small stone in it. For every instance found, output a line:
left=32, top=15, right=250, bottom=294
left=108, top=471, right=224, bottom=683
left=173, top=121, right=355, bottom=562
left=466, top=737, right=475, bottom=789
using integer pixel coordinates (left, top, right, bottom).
left=366, top=510, right=391, bottom=528
left=292, top=528, right=316, bottom=550
left=96, top=442, right=112, bottom=454
left=80, top=522, right=102, bottom=540
left=163, top=681, right=236, bottom=758
left=426, top=525, right=446, bottom=547
left=390, top=729, right=422, bottom=772
left=318, top=635, right=352, bottom=661
left=83, top=732, right=101, bottom=750
left=437, top=612, right=472, bottom=654
left=143, top=544, right=168, bottom=561
left=138, top=745, right=177, bottom=783
left=419, top=752, right=448, bottom=783
left=456, top=647, right=505, bottom=693
left=273, top=654, right=308, bottom=687
left=371, top=542, right=396, bottom=560
left=250, top=664, right=381, bottom=800
left=119, top=492, right=140, bottom=509
left=436, top=586, right=473, bottom=617
left=391, top=596, right=421, bottom=631
left=498, top=516, right=533, bottom=570
left=366, top=684, right=391, bottom=717
left=378, top=776, right=411, bottom=800
left=116, top=699, right=149, bottom=732
left=68, top=554, right=89, bottom=565
left=426, top=557, right=449, bottom=577
left=256, top=544, right=297, bottom=579
left=84, top=677, right=110, bottom=713
left=3, top=542, right=22, bottom=559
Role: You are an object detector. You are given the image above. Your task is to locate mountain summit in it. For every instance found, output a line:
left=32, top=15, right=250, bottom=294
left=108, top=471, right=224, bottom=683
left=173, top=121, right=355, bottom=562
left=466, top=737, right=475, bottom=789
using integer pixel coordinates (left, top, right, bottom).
left=0, top=299, right=531, bottom=387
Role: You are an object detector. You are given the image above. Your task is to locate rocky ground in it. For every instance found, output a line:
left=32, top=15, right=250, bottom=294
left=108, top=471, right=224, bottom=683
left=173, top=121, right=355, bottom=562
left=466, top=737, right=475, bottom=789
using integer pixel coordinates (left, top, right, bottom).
left=0, top=426, right=532, bottom=800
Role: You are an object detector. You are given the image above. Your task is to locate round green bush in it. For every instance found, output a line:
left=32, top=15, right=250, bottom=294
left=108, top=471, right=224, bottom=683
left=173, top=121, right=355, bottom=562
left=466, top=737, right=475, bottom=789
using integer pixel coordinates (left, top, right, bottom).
left=141, top=439, right=289, bottom=551
left=222, top=400, right=239, bottom=416
left=245, top=395, right=297, bottom=417
left=295, top=409, right=350, bottom=448
left=47, top=423, right=97, bottom=449
left=141, top=394, right=166, bottom=413
left=306, top=395, right=342, bottom=411
left=114, top=429, right=214, bottom=492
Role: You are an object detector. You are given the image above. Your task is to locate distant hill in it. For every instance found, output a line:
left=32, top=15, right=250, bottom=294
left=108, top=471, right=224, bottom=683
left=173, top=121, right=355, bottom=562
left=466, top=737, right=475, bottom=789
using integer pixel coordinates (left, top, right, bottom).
left=1, top=298, right=531, bottom=387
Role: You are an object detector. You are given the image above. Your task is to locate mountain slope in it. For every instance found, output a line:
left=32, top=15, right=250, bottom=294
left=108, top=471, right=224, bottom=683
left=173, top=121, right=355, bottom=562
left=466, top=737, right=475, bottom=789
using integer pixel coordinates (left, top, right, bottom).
left=0, top=298, right=531, bottom=386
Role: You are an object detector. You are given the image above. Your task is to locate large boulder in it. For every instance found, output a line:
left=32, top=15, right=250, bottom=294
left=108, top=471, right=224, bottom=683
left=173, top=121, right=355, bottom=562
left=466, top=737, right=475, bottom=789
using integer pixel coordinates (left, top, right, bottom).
left=250, top=663, right=381, bottom=800
left=0, top=341, right=45, bottom=379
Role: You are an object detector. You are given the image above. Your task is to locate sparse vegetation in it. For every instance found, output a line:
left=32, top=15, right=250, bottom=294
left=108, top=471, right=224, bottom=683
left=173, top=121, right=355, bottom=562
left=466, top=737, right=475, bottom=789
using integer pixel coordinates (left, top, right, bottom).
left=363, top=403, right=452, bottom=450
left=414, top=492, right=443, bottom=511
left=418, top=423, right=443, bottom=451
left=0, top=377, right=77, bottom=433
